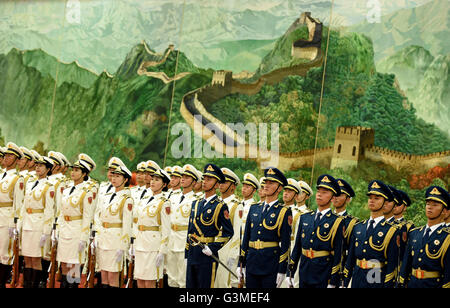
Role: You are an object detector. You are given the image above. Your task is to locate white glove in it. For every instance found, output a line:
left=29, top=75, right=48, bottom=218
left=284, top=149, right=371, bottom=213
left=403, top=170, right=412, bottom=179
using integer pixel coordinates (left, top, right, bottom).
left=115, top=250, right=124, bottom=263
left=285, top=276, right=294, bottom=288
left=276, top=273, right=286, bottom=288
left=8, top=227, right=15, bottom=238
left=201, top=245, right=212, bottom=256
left=236, top=267, right=246, bottom=280
left=327, top=284, right=336, bottom=288
left=184, top=258, right=187, bottom=267
left=227, top=258, right=235, bottom=269
left=39, top=234, right=49, bottom=248
left=51, top=231, right=58, bottom=243
left=78, top=241, right=86, bottom=253
left=128, top=245, right=135, bottom=258
left=155, top=253, right=165, bottom=268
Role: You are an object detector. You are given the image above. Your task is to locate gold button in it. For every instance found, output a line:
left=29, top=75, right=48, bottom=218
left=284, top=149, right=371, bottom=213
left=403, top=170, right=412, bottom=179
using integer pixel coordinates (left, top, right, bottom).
left=364, top=241, right=368, bottom=244
left=363, top=249, right=366, bottom=253
left=310, top=240, right=313, bottom=243
left=258, top=231, right=261, bottom=234
left=418, top=258, right=422, bottom=262
left=420, top=249, right=423, bottom=253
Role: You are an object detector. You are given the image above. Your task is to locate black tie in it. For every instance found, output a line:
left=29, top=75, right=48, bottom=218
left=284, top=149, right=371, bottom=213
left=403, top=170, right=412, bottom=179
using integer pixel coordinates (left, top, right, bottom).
left=179, top=195, right=185, bottom=204
left=262, top=203, right=268, bottom=213
left=140, top=189, right=147, bottom=200
left=367, top=219, right=375, bottom=238
left=31, top=180, right=39, bottom=191
left=69, top=186, right=75, bottom=195
left=109, top=193, right=116, bottom=203
left=1, top=172, right=6, bottom=180
left=314, top=212, right=322, bottom=228
left=423, top=227, right=431, bottom=243
left=106, top=184, right=113, bottom=194
left=146, top=196, right=154, bottom=205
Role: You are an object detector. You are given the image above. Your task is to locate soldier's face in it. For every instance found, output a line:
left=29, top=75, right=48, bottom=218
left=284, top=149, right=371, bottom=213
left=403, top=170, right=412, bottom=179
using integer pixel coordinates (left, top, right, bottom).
left=332, top=193, right=347, bottom=208
left=151, top=176, right=164, bottom=193
left=111, top=173, right=126, bottom=188
left=181, top=174, right=194, bottom=189
left=368, top=194, right=385, bottom=212
left=393, top=204, right=405, bottom=216
left=241, top=184, right=255, bottom=199
left=170, top=176, right=181, bottom=188
left=35, top=163, right=49, bottom=178
left=258, top=186, right=266, bottom=199
left=144, top=172, right=152, bottom=185
left=2, top=153, right=17, bottom=168
left=17, top=157, right=28, bottom=169
left=282, top=189, right=296, bottom=203
left=219, top=181, right=234, bottom=194
left=194, top=180, right=203, bottom=191
left=316, top=188, right=334, bottom=206
left=107, top=169, right=114, bottom=182
left=26, top=159, right=35, bottom=170
left=382, top=200, right=395, bottom=215
left=296, top=191, right=308, bottom=203
left=425, top=200, right=445, bottom=220
left=264, top=180, right=281, bottom=197
left=70, top=167, right=84, bottom=182
left=202, top=175, right=218, bottom=192
left=136, top=171, right=145, bottom=184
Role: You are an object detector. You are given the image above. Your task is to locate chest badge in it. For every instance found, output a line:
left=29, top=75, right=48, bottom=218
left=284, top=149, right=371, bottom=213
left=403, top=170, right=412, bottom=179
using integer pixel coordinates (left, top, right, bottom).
left=270, top=213, right=276, bottom=218
left=207, top=209, right=212, bottom=214
left=434, top=240, right=440, bottom=246
left=324, top=223, right=329, bottom=229
left=378, top=231, right=384, bottom=237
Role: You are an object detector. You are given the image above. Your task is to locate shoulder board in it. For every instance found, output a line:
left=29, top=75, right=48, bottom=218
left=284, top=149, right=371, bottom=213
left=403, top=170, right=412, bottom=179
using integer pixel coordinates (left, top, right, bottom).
left=411, top=226, right=424, bottom=232
left=251, top=201, right=260, bottom=206
left=44, top=181, right=54, bottom=187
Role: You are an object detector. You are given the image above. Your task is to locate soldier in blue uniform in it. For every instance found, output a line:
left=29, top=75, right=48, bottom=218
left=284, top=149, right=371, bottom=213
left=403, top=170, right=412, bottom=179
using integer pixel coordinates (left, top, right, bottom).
left=238, top=167, right=292, bottom=288
left=333, top=178, right=358, bottom=287
left=343, top=180, right=399, bottom=288
left=288, top=174, right=344, bottom=288
left=185, top=164, right=234, bottom=288
left=399, top=186, right=450, bottom=288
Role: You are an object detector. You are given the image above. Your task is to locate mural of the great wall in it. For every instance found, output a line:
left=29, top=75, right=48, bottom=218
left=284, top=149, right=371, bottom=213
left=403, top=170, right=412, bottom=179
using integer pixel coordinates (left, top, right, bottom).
left=0, top=0, right=449, bottom=223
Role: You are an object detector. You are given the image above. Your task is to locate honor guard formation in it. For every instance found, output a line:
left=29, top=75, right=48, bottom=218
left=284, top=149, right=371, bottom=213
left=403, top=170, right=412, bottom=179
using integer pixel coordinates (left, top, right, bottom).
left=0, top=142, right=449, bottom=288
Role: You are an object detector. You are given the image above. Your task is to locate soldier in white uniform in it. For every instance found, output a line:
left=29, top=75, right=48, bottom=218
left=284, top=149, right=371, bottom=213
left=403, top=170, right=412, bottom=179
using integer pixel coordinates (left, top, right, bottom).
left=284, top=180, right=313, bottom=288
left=132, top=168, right=171, bottom=288
left=167, top=165, right=182, bottom=202
left=56, top=155, right=95, bottom=288
left=193, top=170, right=204, bottom=200
left=94, top=164, right=133, bottom=288
left=130, top=162, right=146, bottom=203
left=258, top=177, right=266, bottom=203
left=0, top=143, right=25, bottom=288
left=166, top=164, right=199, bottom=288
left=19, top=155, right=55, bottom=288
left=215, top=168, right=243, bottom=288
left=18, top=147, right=35, bottom=191
left=241, top=173, right=260, bottom=224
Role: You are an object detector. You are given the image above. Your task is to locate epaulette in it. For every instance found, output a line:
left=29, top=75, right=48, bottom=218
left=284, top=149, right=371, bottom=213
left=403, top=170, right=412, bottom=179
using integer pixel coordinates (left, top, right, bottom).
left=250, top=201, right=260, bottom=206
left=410, top=226, right=423, bottom=233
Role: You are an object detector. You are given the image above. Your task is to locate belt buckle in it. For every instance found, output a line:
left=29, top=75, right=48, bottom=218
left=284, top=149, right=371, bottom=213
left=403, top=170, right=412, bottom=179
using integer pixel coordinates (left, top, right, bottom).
left=361, top=259, right=368, bottom=269
left=64, top=216, right=70, bottom=221
left=255, top=240, right=262, bottom=249
left=416, top=269, right=424, bottom=279
left=26, top=208, right=32, bottom=214
left=307, top=248, right=314, bottom=259
left=173, top=225, right=178, bottom=231
left=138, top=225, right=144, bottom=231
left=103, top=222, right=109, bottom=228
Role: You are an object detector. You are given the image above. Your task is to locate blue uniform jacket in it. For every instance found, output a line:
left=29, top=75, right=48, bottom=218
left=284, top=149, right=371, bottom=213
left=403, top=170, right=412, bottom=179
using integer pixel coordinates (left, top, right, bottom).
left=185, top=195, right=234, bottom=265
left=290, top=210, right=344, bottom=286
left=343, top=218, right=399, bottom=288
left=239, top=201, right=292, bottom=276
left=399, top=225, right=450, bottom=288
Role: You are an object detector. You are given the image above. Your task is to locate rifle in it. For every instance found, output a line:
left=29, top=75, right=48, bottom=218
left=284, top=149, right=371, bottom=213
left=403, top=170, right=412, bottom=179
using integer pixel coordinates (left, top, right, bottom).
left=237, top=226, right=245, bottom=288
left=10, top=217, right=20, bottom=288
left=47, top=218, right=58, bottom=288
left=85, top=229, right=96, bottom=288
left=125, top=237, right=135, bottom=288
left=188, top=234, right=239, bottom=280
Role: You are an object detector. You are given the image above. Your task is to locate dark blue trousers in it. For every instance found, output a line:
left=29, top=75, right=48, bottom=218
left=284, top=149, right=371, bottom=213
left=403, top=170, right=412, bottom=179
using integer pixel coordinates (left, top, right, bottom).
left=246, top=272, right=277, bottom=288
left=186, top=262, right=217, bottom=288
